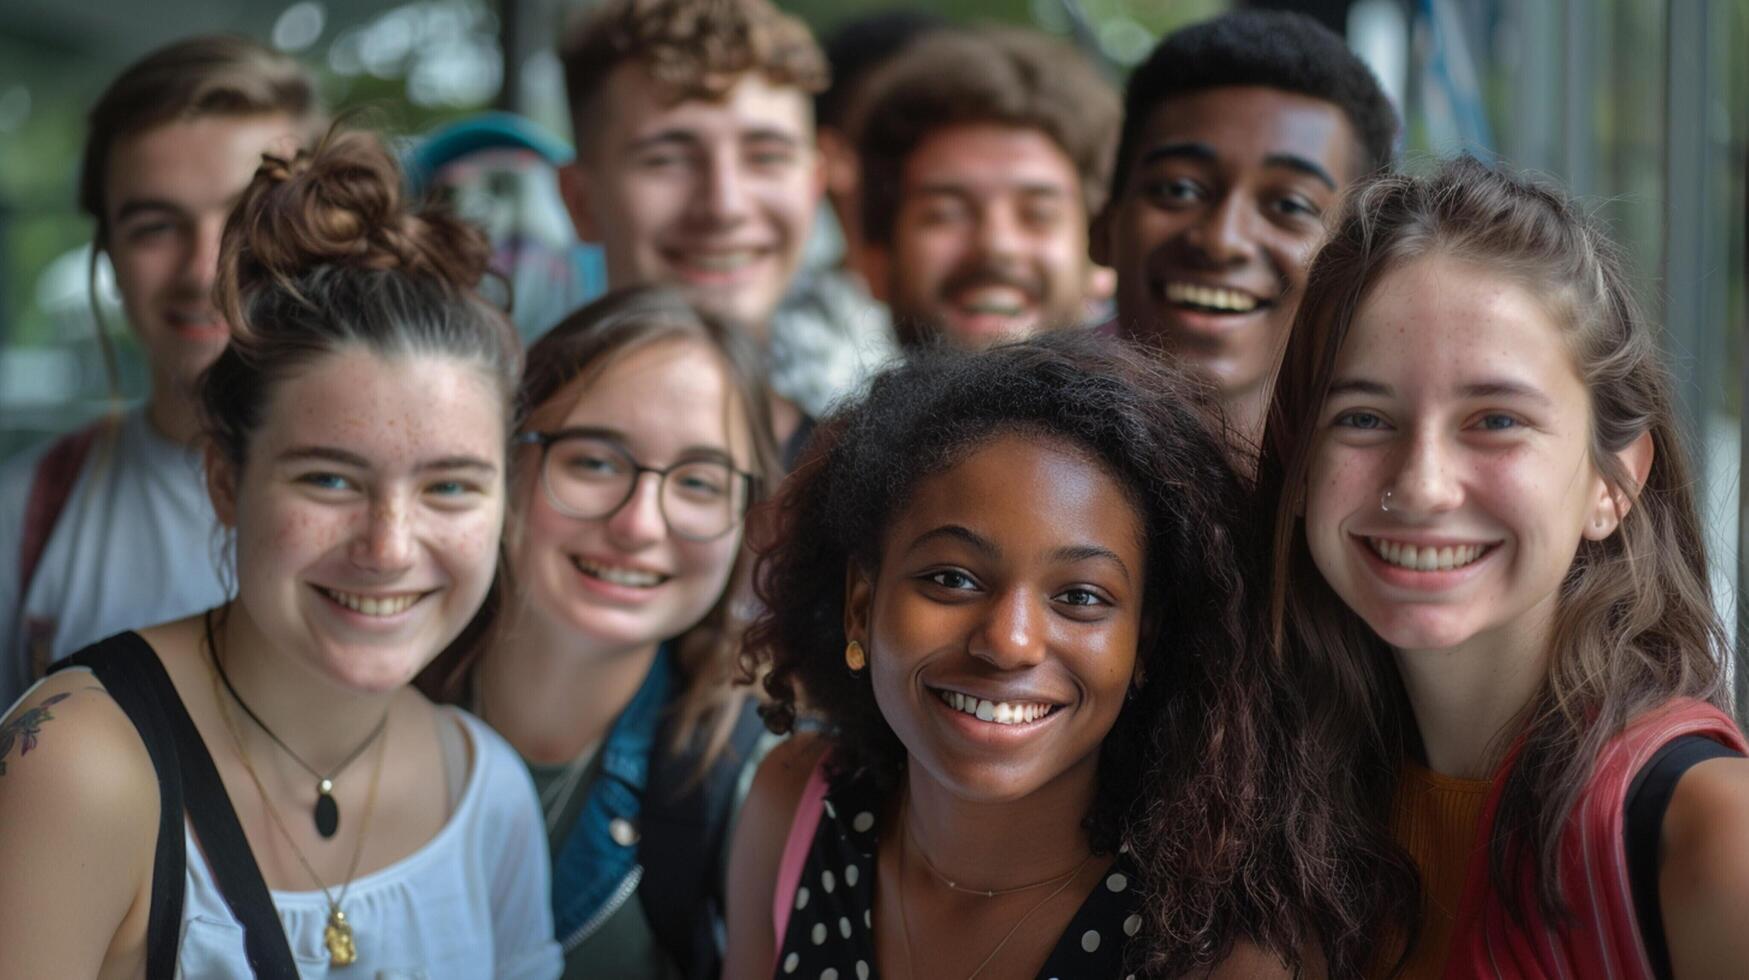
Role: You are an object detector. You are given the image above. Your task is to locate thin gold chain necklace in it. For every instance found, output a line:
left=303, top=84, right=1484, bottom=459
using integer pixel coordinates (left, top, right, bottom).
left=893, top=795, right=1094, bottom=979
left=209, top=650, right=388, bottom=967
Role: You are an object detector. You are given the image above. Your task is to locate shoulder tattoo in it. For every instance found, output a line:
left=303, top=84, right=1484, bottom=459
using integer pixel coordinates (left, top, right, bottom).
left=0, top=693, right=74, bottom=776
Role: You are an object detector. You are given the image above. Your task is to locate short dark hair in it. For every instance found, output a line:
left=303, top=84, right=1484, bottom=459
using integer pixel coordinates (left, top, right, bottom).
left=814, top=9, right=945, bottom=131
left=744, top=331, right=1258, bottom=862
left=1109, top=10, right=1397, bottom=199
left=851, top=26, right=1119, bottom=246
left=560, top=0, right=828, bottom=151
left=80, top=34, right=322, bottom=244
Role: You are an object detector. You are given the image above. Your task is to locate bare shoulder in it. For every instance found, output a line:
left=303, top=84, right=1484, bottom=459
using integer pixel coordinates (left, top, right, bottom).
left=723, top=732, right=829, bottom=980
left=1659, top=754, right=1749, bottom=899
left=0, top=672, right=160, bottom=977
left=1, top=672, right=150, bottom=787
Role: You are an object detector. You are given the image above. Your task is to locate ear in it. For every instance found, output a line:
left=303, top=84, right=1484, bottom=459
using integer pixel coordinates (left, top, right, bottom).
left=204, top=442, right=239, bottom=529
left=1084, top=205, right=1112, bottom=267
left=1086, top=263, right=1116, bottom=305
left=558, top=163, right=598, bottom=243
left=1583, top=430, right=1655, bottom=541
left=843, top=561, right=874, bottom=650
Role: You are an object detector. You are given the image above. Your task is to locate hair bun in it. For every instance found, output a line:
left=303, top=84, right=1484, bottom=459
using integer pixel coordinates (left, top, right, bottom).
left=217, top=127, right=491, bottom=333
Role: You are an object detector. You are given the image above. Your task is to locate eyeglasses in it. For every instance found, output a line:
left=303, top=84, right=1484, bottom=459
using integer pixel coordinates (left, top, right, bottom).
left=516, top=430, right=757, bottom=542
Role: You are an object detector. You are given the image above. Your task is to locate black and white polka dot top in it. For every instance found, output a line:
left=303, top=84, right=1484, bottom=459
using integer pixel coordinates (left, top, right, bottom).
left=772, top=765, right=1144, bottom=979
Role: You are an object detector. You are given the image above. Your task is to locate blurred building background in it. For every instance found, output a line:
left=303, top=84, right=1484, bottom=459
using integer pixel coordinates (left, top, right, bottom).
left=0, top=0, right=1745, bottom=681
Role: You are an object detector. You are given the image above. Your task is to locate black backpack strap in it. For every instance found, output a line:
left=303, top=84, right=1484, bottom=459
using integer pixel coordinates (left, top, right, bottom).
left=62, top=634, right=300, bottom=979
left=58, top=638, right=185, bottom=980
left=638, top=697, right=768, bottom=980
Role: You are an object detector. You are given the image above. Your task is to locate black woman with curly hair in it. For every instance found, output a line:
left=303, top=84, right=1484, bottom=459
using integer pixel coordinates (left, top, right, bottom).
left=723, top=332, right=1316, bottom=978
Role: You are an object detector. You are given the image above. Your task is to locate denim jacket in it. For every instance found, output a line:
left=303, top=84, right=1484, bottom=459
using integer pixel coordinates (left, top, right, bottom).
left=549, top=645, right=673, bottom=949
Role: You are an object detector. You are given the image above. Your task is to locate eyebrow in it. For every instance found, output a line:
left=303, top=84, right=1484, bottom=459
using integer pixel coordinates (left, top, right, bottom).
left=907, top=526, right=1132, bottom=582
left=545, top=426, right=738, bottom=466
left=1326, top=377, right=1554, bottom=406
left=1050, top=544, right=1132, bottom=584
left=913, top=180, right=1068, bottom=199
left=112, top=198, right=186, bottom=224
left=907, top=524, right=997, bottom=559
left=279, top=446, right=499, bottom=474
left=1138, top=142, right=1338, bottom=190
left=628, top=127, right=802, bottom=153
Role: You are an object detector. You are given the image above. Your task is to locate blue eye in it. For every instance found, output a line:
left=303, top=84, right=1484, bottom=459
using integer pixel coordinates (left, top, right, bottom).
left=1334, top=411, right=1388, bottom=430
left=300, top=472, right=352, bottom=491
left=1477, top=414, right=1520, bottom=432
left=428, top=480, right=469, bottom=496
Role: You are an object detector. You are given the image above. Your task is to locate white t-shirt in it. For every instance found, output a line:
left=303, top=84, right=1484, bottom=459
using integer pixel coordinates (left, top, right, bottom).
left=176, top=708, right=562, bottom=979
left=0, top=407, right=229, bottom=706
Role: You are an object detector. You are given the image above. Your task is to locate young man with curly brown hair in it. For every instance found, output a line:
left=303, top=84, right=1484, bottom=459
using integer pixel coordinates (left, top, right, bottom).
left=850, top=27, right=1120, bottom=350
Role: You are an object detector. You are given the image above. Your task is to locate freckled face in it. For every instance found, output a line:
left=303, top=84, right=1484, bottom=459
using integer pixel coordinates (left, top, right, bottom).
left=1304, top=255, right=1616, bottom=655
left=222, top=349, right=507, bottom=693
left=510, top=340, right=753, bottom=657
left=849, top=433, right=1144, bottom=804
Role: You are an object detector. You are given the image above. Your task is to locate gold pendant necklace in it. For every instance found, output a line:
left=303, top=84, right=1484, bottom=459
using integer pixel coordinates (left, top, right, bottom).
left=209, top=637, right=387, bottom=968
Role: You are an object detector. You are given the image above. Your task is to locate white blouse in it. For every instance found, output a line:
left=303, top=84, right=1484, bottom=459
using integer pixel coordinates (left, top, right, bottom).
left=175, top=708, right=561, bottom=979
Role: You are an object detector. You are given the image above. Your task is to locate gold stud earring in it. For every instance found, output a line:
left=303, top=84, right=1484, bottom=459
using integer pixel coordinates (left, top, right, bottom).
left=844, top=640, right=866, bottom=672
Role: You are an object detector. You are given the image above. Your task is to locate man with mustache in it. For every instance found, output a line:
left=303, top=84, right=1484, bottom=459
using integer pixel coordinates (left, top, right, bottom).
left=850, top=27, right=1119, bottom=350
left=1093, top=11, right=1397, bottom=450
left=0, top=37, right=319, bottom=705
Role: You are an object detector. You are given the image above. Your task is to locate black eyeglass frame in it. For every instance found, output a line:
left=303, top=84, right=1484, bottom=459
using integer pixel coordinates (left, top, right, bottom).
left=514, top=429, right=760, bottom=542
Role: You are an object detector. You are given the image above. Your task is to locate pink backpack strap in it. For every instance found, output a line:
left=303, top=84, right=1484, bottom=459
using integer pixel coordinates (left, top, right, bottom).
left=770, top=753, right=831, bottom=967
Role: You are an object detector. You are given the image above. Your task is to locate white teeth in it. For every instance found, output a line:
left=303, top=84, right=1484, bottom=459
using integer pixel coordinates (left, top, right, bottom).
left=1368, top=538, right=1487, bottom=571
left=574, top=558, right=665, bottom=588
left=937, top=690, right=1054, bottom=726
left=956, top=285, right=1028, bottom=316
left=1164, top=282, right=1261, bottom=313
left=322, top=588, right=421, bottom=616
left=684, top=250, right=757, bottom=272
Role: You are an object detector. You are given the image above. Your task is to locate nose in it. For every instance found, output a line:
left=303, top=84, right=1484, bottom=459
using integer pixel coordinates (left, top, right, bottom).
left=182, top=213, right=227, bottom=293
left=694, top=150, right=751, bottom=229
left=1384, top=430, right=1464, bottom=519
left=968, top=587, right=1047, bottom=670
left=352, top=496, right=416, bottom=573
left=974, top=201, right=1024, bottom=264
left=1186, top=192, right=1257, bottom=267
left=603, top=471, right=667, bottom=548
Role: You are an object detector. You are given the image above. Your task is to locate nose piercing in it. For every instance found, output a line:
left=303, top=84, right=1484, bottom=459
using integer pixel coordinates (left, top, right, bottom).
left=1380, top=489, right=1395, bottom=514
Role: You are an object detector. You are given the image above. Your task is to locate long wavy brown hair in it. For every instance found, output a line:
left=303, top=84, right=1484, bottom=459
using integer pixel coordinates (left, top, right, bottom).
left=1255, top=156, right=1729, bottom=950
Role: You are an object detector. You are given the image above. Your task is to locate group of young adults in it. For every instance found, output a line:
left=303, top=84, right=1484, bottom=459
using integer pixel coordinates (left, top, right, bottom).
left=2, top=2, right=1746, bottom=978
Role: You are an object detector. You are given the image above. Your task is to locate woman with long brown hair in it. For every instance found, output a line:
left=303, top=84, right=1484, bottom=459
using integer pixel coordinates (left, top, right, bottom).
left=1256, top=156, right=1749, bottom=977
left=0, top=131, right=560, bottom=978
left=423, top=285, right=781, bottom=979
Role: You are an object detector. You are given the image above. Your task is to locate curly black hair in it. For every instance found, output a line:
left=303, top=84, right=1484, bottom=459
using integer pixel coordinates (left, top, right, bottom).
left=1108, top=10, right=1398, bottom=202
left=744, top=333, right=1292, bottom=931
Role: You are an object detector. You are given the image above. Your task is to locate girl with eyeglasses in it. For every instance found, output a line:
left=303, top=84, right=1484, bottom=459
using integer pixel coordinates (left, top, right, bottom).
left=421, top=285, right=781, bottom=980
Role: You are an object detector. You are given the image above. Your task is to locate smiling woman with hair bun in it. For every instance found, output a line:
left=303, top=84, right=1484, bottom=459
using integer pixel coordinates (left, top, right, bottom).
left=0, top=128, right=562, bottom=979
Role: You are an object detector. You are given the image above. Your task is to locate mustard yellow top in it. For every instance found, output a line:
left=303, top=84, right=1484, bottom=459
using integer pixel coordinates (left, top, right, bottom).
left=1370, top=764, right=1492, bottom=979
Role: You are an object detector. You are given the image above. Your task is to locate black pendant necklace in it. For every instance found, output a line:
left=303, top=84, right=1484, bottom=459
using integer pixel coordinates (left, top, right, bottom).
left=205, top=609, right=390, bottom=839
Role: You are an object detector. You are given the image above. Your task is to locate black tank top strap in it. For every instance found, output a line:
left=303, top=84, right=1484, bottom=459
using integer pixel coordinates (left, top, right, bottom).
left=59, top=632, right=299, bottom=980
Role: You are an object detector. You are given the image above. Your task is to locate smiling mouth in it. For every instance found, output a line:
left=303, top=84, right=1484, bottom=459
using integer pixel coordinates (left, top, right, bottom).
left=1161, top=281, right=1268, bottom=315
left=1366, top=537, right=1495, bottom=572
left=934, top=688, right=1061, bottom=726
left=316, top=586, right=429, bottom=617
left=667, top=248, right=768, bottom=275
left=950, top=284, right=1034, bottom=320
left=572, top=556, right=671, bottom=589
